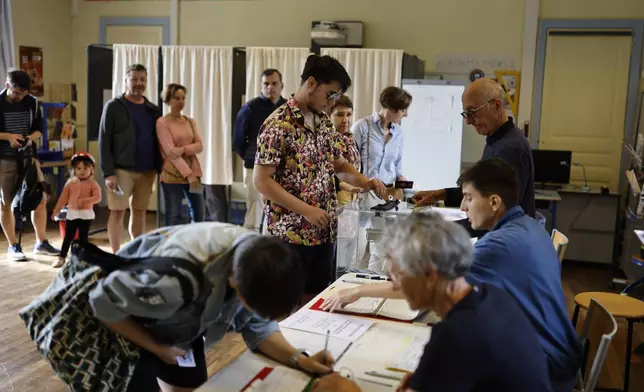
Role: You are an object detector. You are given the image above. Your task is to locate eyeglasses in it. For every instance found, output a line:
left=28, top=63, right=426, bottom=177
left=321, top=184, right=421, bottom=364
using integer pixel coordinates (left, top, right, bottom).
left=318, top=82, right=341, bottom=101
left=460, top=99, right=495, bottom=119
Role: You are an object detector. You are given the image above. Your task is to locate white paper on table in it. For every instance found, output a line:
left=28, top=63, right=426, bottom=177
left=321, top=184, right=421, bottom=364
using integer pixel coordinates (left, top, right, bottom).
left=389, top=336, right=427, bottom=372
left=339, top=323, right=430, bottom=370
left=280, top=309, right=373, bottom=342
left=281, top=328, right=352, bottom=360
left=253, top=366, right=311, bottom=392
left=342, top=297, right=384, bottom=314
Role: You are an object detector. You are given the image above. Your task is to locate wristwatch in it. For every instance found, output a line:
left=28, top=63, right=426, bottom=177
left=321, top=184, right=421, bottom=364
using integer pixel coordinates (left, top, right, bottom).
left=289, top=349, right=310, bottom=368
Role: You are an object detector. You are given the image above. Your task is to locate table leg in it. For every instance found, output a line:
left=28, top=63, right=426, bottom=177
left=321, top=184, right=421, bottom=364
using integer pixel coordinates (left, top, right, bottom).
left=624, top=320, right=633, bottom=391
left=551, top=200, right=558, bottom=232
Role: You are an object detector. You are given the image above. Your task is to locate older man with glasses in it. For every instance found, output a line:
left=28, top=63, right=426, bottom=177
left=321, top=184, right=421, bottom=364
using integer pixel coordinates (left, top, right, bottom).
left=411, top=78, right=535, bottom=236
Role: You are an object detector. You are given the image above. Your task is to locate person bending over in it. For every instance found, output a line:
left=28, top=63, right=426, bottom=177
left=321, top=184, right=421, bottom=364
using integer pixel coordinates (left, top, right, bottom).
left=90, top=222, right=334, bottom=391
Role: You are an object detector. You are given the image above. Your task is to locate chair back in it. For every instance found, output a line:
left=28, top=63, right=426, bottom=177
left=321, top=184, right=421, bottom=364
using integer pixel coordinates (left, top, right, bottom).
left=551, top=229, right=569, bottom=263
left=577, top=298, right=618, bottom=392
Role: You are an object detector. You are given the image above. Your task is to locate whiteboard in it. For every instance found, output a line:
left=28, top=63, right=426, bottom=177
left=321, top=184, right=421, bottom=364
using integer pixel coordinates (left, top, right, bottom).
left=401, top=80, right=465, bottom=191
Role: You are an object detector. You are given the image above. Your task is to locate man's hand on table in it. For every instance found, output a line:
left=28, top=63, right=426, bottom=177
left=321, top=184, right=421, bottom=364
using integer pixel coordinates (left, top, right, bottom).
left=297, top=350, right=334, bottom=375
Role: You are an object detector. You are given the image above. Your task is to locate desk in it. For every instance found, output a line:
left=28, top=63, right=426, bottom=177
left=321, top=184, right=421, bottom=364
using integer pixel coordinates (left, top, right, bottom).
left=555, top=185, right=620, bottom=264
left=535, top=189, right=561, bottom=232
left=198, top=274, right=433, bottom=392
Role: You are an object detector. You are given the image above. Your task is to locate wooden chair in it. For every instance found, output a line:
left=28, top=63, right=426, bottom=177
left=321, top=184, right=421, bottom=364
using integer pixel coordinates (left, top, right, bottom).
left=576, top=298, right=618, bottom=392
left=551, top=229, right=569, bottom=263
left=572, top=292, right=644, bottom=391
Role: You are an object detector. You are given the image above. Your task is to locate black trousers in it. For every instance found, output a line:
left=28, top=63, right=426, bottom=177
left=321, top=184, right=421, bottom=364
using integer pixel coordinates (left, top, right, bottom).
left=60, top=219, right=91, bottom=258
left=126, top=337, right=207, bottom=391
left=204, top=184, right=229, bottom=223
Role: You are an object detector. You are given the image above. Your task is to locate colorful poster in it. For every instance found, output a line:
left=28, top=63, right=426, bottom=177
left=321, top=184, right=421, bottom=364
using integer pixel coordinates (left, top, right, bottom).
left=18, top=46, right=44, bottom=97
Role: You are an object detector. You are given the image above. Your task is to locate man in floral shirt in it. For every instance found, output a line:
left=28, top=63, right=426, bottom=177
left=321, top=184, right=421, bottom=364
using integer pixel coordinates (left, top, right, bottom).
left=254, top=55, right=386, bottom=300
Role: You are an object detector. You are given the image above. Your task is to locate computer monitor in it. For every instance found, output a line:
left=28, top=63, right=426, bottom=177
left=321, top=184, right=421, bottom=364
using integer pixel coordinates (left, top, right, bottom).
left=531, top=149, right=572, bottom=185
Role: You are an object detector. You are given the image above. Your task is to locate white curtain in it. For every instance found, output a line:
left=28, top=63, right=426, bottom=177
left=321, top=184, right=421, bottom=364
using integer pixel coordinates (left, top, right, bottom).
left=162, top=46, right=233, bottom=185
left=0, top=0, right=15, bottom=78
left=321, top=48, right=404, bottom=120
left=112, top=44, right=159, bottom=102
left=245, top=47, right=310, bottom=102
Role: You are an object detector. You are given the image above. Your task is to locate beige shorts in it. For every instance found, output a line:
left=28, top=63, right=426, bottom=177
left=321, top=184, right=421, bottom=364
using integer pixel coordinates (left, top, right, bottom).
left=0, top=158, right=44, bottom=206
left=106, top=169, right=157, bottom=211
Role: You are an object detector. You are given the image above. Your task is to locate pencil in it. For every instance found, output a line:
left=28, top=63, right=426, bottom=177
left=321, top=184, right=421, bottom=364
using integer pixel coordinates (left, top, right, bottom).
left=324, top=329, right=330, bottom=352
left=356, top=377, right=393, bottom=388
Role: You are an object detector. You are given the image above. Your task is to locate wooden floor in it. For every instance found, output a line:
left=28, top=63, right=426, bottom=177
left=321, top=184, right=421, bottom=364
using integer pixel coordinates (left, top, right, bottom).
left=0, top=211, right=642, bottom=391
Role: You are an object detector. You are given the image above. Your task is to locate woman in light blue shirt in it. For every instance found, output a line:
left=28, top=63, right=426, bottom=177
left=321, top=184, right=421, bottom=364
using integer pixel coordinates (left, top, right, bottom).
left=351, top=86, right=412, bottom=186
left=351, top=87, right=412, bottom=271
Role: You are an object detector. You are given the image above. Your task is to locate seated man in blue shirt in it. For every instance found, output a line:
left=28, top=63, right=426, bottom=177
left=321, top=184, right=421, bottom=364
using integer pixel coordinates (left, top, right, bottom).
left=458, top=158, right=581, bottom=392
left=313, top=213, right=552, bottom=392
left=323, top=158, right=581, bottom=392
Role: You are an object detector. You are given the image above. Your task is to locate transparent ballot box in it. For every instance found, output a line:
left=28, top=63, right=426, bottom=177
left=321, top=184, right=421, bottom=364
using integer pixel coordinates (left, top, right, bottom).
left=335, top=194, right=468, bottom=275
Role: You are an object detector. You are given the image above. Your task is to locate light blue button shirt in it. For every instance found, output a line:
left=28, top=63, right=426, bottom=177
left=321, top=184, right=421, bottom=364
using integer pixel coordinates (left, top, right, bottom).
left=351, top=112, right=404, bottom=185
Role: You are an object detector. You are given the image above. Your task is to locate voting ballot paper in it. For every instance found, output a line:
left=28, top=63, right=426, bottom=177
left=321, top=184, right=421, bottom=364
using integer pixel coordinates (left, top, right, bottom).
left=280, top=309, right=373, bottom=342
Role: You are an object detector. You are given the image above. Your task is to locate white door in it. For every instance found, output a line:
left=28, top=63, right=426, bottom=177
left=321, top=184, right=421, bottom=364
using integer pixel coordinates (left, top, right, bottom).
left=539, top=32, right=632, bottom=191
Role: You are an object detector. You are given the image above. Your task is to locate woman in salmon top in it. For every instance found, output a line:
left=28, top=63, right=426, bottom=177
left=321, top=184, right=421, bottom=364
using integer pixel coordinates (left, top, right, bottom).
left=156, top=83, right=205, bottom=226
left=51, top=152, right=102, bottom=268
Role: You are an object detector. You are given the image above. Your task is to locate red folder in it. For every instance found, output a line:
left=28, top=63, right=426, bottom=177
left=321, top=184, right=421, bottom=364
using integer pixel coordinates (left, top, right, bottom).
left=239, top=366, right=274, bottom=391
left=309, top=298, right=423, bottom=325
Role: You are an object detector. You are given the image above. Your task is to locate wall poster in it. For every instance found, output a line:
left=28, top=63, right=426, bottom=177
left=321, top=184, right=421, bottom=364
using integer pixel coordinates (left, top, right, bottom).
left=18, top=46, right=44, bottom=97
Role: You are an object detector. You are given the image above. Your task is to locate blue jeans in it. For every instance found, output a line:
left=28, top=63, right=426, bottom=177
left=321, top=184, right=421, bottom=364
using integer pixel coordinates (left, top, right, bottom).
left=161, top=183, right=205, bottom=226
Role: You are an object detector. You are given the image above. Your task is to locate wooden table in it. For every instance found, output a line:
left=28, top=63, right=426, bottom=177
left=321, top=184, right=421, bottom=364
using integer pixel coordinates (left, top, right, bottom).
left=197, top=273, right=435, bottom=391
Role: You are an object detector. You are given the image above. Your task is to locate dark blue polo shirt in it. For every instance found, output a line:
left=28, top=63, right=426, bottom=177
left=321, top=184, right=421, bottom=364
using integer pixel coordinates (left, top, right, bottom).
left=481, top=119, right=535, bottom=217
left=409, top=284, right=552, bottom=392
left=445, top=118, right=536, bottom=218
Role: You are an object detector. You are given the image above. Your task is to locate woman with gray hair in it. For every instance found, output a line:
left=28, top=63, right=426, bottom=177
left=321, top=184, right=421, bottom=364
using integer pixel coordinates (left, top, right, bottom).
left=315, top=213, right=551, bottom=392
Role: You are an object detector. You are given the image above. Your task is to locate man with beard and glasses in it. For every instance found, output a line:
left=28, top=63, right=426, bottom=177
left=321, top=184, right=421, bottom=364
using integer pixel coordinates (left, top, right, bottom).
left=99, top=64, right=162, bottom=253
left=254, top=54, right=386, bottom=303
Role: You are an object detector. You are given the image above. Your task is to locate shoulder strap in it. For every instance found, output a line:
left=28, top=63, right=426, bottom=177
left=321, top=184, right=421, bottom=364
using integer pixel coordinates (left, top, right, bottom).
left=184, top=116, right=196, bottom=142
left=70, top=241, right=205, bottom=306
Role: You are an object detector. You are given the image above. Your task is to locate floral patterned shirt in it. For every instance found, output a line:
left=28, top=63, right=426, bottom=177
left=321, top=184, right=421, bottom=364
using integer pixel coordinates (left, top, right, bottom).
left=339, top=132, right=360, bottom=171
left=255, top=97, right=346, bottom=245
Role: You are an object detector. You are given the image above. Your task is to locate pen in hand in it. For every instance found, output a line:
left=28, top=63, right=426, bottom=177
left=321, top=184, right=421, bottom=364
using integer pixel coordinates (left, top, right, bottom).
left=324, top=329, right=330, bottom=352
